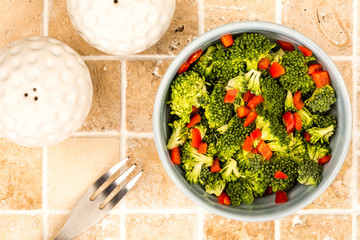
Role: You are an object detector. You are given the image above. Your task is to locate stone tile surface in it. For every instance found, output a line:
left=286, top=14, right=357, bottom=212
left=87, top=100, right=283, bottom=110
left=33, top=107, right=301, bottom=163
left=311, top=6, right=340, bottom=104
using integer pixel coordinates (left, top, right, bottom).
left=203, top=214, right=275, bottom=240
left=47, top=137, right=120, bottom=210
left=126, top=60, right=171, bottom=132
left=0, top=0, right=43, bottom=49
left=125, top=138, right=195, bottom=209
left=126, top=214, right=196, bottom=240
left=0, top=215, right=42, bottom=240
left=282, top=0, right=353, bottom=56
left=0, top=139, right=42, bottom=210
left=80, top=61, right=121, bottom=132
left=280, top=215, right=352, bottom=240
left=48, top=214, right=120, bottom=240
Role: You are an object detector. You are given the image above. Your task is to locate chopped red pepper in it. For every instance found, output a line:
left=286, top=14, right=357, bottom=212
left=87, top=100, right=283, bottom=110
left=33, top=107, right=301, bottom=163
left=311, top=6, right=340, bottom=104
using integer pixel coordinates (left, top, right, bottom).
left=312, top=71, right=330, bottom=88
left=251, top=148, right=260, bottom=154
left=178, top=62, right=190, bottom=74
left=198, top=142, right=208, bottom=154
left=224, top=89, right=239, bottom=103
left=277, top=40, right=295, bottom=52
left=218, top=192, right=230, bottom=205
left=237, top=106, right=251, bottom=118
left=247, top=95, right=264, bottom=110
left=269, top=62, right=285, bottom=78
left=275, top=191, right=288, bottom=204
left=283, top=111, right=295, bottom=134
left=171, top=147, right=181, bottom=165
left=244, top=111, right=258, bottom=127
left=190, top=128, right=201, bottom=148
left=304, top=131, right=311, bottom=142
left=293, top=91, right=304, bottom=110
left=274, top=171, right=288, bottom=179
left=243, top=136, right=254, bottom=152
left=258, top=57, right=271, bottom=70
left=190, top=106, right=200, bottom=115
left=293, top=112, right=302, bottom=131
left=188, top=49, right=204, bottom=64
left=318, top=155, right=331, bottom=165
left=265, top=187, right=273, bottom=195
left=186, top=113, right=201, bottom=128
left=243, top=90, right=255, bottom=103
left=309, top=63, right=322, bottom=76
left=250, top=128, right=262, bottom=141
left=211, top=158, right=221, bottom=173
left=298, top=45, right=312, bottom=57
left=220, top=34, right=234, bottom=48
left=257, top=140, right=273, bottom=160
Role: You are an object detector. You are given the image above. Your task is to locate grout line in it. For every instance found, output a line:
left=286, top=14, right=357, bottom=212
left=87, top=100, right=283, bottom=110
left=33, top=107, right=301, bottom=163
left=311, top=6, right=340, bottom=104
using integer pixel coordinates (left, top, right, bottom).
left=196, top=208, right=204, bottom=240
left=82, top=55, right=176, bottom=61
left=124, top=208, right=196, bottom=215
left=330, top=56, right=354, bottom=61
left=119, top=59, right=127, bottom=240
left=275, top=0, right=282, bottom=24
left=126, top=131, right=154, bottom=139
left=351, top=0, right=358, bottom=239
left=42, top=0, right=49, bottom=36
left=72, top=131, right=120, bottom=138
left=296, top=209, right=355, bottom=215
left=274, top=220, right=281, bottom=240
left=0, top=210, right=43, bottom=215
left=42, top=147, right=48, bottom=240
left=198, top=0, right=205, bottom=34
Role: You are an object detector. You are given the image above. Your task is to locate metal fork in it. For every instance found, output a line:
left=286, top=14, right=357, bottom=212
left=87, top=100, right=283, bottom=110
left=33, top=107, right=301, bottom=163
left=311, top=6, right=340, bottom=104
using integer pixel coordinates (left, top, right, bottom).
left=55, top=157, right=142, bottom=240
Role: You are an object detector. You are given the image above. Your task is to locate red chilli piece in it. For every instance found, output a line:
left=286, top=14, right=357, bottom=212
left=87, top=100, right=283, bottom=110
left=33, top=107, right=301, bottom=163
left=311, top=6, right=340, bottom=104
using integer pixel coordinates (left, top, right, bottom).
left=250, top=128, right=262, bottom=141
left=171, top=147, right=181, bottom=165
left=269, top=62, right=285, bottom=78
left=218, top=192, right=231, bottom=205
left=190, top=128, right=201, bottom=148
left=186, top=113, right=201, bottom=128
left=283, top=111, right=295, bottom=134
left=293, top=91, right=305, bottom=110
left=298, top=45, right=313, bottom=57
left=277, top=40, right=295, bottom=52
left=188, top=49, right=204, bottom=64
left=243, top=136, right=253, bottom=152
left=224, top=89, right=239, bottom=103
left=258, top=57, right=271, bottom=70
left=237, top=106, right=251, bottom=118
left=275, top=191, right=288, bottom=204
left=243, top=90, right=255, bottom=103
left=265, top=187, right=273, bottom=195
left=247, top=95, right=264, bottom=110
left=177, top=62, right=190, bottom=74
left=309, top=63, right=322, bottom=76
left=304, top=131, right=312, bottom=142
left=211, top=158, right=221, bottom=173
left=274, top=171, right=288, bottom=179
left=318, top=155, right=331, bottom=165
left=190, top=106, right=200, bottom=115
left=312, top=71, right=330, bottom=88
left=293, top=112, right=302, bottom=131
left=220, top=34, right=234, bottom=48
left=197, top=142, right=208, bottom=154
left=257, top=140, right=273, bottom=160
left=251, top=148, right=261, bottom=154
left=244, top=111, right=258, bottom=127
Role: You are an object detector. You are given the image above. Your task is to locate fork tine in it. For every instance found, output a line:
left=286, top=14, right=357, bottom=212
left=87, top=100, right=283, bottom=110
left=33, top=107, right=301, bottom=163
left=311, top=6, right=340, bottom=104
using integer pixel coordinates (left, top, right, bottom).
left=92, top=164, right=137, bottom=201
left=93, top=157, right=129, bottom=188
left=102, top=170, right=143, bottom=210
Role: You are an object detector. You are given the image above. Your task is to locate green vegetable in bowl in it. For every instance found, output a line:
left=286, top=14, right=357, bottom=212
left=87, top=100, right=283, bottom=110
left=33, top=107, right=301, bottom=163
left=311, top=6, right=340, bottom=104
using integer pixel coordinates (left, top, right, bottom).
left=167, top=33, right=337, bottom=207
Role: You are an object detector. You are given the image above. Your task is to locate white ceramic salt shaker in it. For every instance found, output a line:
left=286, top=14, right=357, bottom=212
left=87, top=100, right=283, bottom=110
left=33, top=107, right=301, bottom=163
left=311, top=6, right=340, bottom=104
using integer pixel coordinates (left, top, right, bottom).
left=67, top=0, right=176, bottom=55
left=0, top=36, right=93, bottom=148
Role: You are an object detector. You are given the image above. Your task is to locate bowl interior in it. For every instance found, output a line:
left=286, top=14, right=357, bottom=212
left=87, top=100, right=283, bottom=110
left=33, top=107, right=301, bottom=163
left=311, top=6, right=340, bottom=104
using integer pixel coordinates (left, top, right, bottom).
left=153, top=22, right=352, bottom=221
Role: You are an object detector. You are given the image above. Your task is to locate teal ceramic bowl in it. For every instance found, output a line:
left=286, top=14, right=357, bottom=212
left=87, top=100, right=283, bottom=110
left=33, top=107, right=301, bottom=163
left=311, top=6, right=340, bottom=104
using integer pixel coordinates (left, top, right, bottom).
left=153, top=21, right=351, bottom=221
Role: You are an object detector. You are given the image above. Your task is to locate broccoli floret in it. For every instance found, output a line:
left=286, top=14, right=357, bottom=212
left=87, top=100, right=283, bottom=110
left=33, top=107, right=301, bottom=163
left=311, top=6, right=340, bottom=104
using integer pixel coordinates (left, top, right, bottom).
left=297, top=159, right=323, bottom=186
left=217, top=116, right=254, bottom=160
left=305, top=85, right=336, bottom=113
left=225, top=178, right=254, bottom=206
left=205, top=84, right=233, bottom=129
left=298, top=107, right=315, bottom=130
left=307, top=142, right=330, bottom=161
left=269, top=48, right=285, bottom=64
left=220, top=158, right=242, bottom=182
left=266, top=156, right=298, bottom=192
left=199, top=167, right=226, bottom=196
left=288, top=133, right=307, bottom=161
left=307, top=125, right=335, bottom=144
left=230, top=33, right=276, bottom=71
left=226, top=74, right=248, bottom=93
left=279, top=50, right=316, bottom=94
left=233, top=93, right=245, bottom=112
left=169, top=71, right=209, bottom=123
left=314, top=114, right=337, bottom=128
left=191, top=46, right=217, bottom=77
left=208, top=59, right=247, bottom=85
left=201, top=128, right=219, bottom=156
left=166, top=120, right=189, bottom=149
left=284, top=90, right=297, bottom=112
left=181, top=142, right=213, bottom=184
left=267, top=141, right=289, bottom=154
left=245, top=69, right=262, bottom=96
left=260, top=73, right=287, bottom=117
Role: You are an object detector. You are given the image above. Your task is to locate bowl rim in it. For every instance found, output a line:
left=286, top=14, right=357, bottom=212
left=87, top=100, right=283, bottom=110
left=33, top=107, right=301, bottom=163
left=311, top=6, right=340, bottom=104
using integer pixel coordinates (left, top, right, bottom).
left=153, top=21, right=352, bottom=221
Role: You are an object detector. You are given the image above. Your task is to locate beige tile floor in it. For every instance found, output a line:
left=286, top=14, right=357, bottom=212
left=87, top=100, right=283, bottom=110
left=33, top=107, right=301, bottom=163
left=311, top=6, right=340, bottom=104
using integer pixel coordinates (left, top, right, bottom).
left=0, top=0, right=358, bottom=239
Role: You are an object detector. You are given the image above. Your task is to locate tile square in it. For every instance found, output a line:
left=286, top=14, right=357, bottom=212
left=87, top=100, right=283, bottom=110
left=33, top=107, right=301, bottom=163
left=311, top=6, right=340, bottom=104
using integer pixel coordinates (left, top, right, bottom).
left=80, top=61, right=121, bottom=132
left=203, top=214, right=274, bottom=240
left=47, top=137, right=120, bottom=210
left=140, top=0, right=198, bottom=55
left=282, top=0, right=353, bottom=56
left=48, top=214, right=120, bottom=240
left=280, top=214, right=352, bottom=240
left=126, top=60, right=171, bottom=132
left=125, top=138, right=195, bottom=209
left=0, top=0, right=43, bottom=49
left=126, top=214, right=196, bottom=240
left=0, top=215, right=42, bottom=240
left=204, top=0, right=276, bottom=31
left=0, top=139, right=42, bottom=210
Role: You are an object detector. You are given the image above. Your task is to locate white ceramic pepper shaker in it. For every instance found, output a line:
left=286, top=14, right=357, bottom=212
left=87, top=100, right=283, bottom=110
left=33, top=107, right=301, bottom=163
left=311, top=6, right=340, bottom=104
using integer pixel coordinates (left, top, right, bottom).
left=0, top=36, right=93, bottom=147
left=67, top=0, right=176, bottom=55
